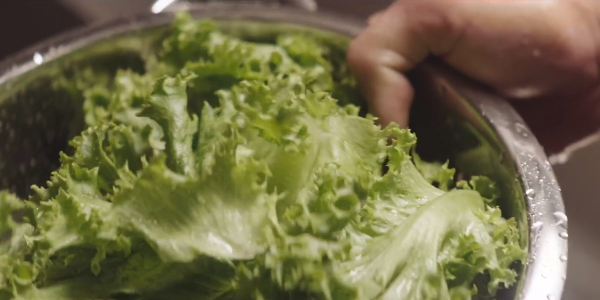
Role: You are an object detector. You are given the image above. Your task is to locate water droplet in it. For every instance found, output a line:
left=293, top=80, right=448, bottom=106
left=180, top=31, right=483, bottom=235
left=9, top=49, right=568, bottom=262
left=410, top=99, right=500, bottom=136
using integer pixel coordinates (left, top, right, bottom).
left=33, top=52, right=44, bottom=65
left=532, top=221, right=543, bottom=243
left=541, top=272, right=548, bottom=278
left=525, top=189, right=536, bottom=199
left=559, top=255, right=567, bottom=262
left=559, top=232, right=568, bottom=239
left=411, top=271, right=419, bottom=279
left=553, top=212, right=568, bottom=228
left=515, top=122, right=529, bottom=137
left=547, top=295, right=554, bottom=300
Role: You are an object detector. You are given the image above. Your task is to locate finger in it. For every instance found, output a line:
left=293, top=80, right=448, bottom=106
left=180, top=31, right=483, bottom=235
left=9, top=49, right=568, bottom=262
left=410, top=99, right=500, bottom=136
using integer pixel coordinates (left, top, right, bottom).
left=367, top=11, right=385, bottom=26
left=347, top=1, right=464, bottom=128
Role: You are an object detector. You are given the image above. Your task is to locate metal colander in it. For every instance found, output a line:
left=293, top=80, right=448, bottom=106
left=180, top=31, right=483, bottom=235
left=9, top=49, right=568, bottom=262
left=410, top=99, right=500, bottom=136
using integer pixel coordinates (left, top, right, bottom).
left=0, top=77, right=80, bottom=197
left=0, top=2, right=568, bottom=300
left=0, top=45, right=146, bottom=198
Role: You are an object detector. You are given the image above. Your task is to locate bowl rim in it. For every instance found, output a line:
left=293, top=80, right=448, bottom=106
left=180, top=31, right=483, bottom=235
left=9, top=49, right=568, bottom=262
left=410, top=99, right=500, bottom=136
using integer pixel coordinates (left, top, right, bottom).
left=0, top=2, right=567, bottom=300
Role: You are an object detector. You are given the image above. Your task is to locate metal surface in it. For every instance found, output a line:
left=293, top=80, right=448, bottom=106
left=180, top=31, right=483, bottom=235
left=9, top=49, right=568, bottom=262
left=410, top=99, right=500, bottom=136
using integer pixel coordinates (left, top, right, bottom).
left=409, top=62, right=567, bottom=300
left=0, top=2, right=566, bottom=299
left=157, top=0, right=317, bottom=13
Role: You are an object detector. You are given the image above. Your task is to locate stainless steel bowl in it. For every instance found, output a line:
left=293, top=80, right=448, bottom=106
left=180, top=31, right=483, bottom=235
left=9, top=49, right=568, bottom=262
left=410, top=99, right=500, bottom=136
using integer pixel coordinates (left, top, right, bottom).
left=0, top=1, right=567, bottom=299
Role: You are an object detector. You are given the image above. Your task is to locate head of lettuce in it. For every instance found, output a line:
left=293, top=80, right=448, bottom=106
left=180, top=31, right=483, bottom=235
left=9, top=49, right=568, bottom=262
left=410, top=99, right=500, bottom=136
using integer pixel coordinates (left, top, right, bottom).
left=0, top=13, right=525, bottom=300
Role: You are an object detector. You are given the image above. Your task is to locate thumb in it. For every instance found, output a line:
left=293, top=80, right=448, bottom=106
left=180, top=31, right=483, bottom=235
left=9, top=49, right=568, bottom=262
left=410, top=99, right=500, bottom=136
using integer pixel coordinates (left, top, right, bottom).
left=347, top=2, right=463, bottom=127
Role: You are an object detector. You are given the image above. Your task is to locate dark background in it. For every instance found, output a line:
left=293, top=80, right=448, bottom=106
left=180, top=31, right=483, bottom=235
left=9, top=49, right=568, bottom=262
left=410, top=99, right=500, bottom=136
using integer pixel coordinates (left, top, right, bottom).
left=0, top=1, right=84, bottom=59
left=0, top=0, right=391, bottom=61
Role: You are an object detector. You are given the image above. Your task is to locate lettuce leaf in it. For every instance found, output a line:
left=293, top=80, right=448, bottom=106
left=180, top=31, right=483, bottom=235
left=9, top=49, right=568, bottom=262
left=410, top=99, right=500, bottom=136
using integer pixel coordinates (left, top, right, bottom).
left=0, top=13, right=525, bottom=300
left=233, top=131, right=524, bottom=300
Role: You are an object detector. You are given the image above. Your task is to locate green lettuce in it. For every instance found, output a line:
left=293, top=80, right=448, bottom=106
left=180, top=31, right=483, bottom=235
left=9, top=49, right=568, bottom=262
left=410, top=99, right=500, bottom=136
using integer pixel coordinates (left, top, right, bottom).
left=0, top=13, right=525, bottom=300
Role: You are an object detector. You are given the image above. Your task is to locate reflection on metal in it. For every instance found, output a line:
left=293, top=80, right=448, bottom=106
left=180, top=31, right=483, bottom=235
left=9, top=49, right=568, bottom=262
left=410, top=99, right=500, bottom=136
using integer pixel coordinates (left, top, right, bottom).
left=151, top=0, right=178, bottom=14
left=0, top=2, right=566, bottom=299
left=410, top=61, right=567, bottom=300
left=32, top=52, right=44, bottom=65
left=284, top=0, right=317, bottom=11
left=151, top=0, right=318, bottom=14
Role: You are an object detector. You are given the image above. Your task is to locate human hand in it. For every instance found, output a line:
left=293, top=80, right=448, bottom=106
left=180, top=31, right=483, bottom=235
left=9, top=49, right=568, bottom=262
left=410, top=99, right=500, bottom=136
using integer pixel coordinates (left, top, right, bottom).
left=347, top=0, right=600, bottom=155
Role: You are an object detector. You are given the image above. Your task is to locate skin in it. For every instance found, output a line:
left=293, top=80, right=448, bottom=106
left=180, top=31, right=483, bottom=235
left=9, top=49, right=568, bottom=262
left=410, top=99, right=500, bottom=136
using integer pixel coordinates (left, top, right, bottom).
left=347, top=0, right=600, bottom=155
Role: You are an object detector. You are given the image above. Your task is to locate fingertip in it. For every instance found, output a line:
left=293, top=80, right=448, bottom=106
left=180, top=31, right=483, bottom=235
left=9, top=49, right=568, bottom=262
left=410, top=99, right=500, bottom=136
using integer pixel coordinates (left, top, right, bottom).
left=347, top=42, right=413, bottom=129
left=347, top=3, right=431, bottom=130
left=369, top=70, right=414, bottom=129
left=346, top=28, right=414, bottom=129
